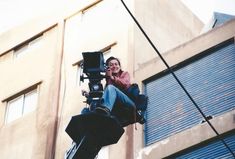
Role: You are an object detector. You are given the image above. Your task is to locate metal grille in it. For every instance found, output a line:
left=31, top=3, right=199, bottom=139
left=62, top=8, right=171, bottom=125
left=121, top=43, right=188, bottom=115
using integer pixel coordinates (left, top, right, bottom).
left=145, top=41, right=235, bottom=145
left=176, top=135, right=235, bottom=159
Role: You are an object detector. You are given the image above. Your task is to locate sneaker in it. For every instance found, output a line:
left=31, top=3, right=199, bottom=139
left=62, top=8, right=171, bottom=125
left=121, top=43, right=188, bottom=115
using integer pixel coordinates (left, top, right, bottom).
left=139, top=116, right=146, bottom=124
left=94, top=106, right=111, bottom=116
left=137, top=110, right=146, bottom=124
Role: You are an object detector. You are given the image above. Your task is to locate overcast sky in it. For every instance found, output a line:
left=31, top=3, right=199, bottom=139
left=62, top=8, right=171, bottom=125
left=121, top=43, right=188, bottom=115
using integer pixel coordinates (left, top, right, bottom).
left=182, top=0, right=235, bottom=23
left=0, top=0, right=235, bottom=34
left=0, top=0, right=63, bottom=34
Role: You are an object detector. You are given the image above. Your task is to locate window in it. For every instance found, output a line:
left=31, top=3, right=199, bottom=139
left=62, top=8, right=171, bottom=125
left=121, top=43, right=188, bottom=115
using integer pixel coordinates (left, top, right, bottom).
left=103, top=49, right=111, bottom=61
left=14, top=34, right=43, bottom=59
left=100, top=42, right=116, bottom=60
left=172, top=134, right=235, bottom=159
left=144, top=40, right=235, bottom=145
left=76, top=64, right=85, bottom=86
left=5, top=89, right=38, bottom=123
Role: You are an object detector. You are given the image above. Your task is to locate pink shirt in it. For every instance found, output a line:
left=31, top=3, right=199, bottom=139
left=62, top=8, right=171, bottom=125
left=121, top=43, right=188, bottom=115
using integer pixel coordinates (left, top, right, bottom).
left=106, top=71, right=131, bottom=91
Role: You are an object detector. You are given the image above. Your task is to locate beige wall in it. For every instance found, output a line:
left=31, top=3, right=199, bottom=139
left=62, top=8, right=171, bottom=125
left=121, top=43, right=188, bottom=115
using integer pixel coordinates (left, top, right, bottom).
left=0, top=22, right=64, bottom=158
left=133, top=0, right=203, bottom=71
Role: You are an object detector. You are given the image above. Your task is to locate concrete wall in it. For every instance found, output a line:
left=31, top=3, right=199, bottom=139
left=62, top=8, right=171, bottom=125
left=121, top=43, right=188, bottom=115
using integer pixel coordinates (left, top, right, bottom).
left=0, top=20, right=64, bottom=158
left=133, top=0, right=203, bottom=71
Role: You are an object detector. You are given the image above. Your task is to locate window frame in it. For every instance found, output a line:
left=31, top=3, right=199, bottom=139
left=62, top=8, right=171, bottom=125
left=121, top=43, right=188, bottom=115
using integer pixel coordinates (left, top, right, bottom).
left=3, top=83, right=40, bottom=124
left=13, top=34, right=43, bottom=59
left=144, top=39, right=235, bottom=146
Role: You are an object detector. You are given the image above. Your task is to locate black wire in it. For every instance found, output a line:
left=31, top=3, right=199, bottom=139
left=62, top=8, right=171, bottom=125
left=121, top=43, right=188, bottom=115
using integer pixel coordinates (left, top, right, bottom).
left=119, top=0, right=235, bottom=157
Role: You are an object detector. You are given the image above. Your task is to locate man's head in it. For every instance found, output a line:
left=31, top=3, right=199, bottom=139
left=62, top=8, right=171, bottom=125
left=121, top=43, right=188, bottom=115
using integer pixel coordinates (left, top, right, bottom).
left=106, top=56, right=121, bottom=74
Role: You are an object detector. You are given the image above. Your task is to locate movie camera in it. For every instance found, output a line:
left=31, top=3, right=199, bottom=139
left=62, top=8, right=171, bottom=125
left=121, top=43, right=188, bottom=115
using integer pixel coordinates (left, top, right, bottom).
left=79, top=51, right=107, bottom=110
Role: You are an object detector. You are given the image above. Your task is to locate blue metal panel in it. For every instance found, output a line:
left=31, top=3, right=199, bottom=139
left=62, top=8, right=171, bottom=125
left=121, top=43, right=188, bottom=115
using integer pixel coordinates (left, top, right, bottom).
left=176, top=135, right=235, bottom=159
left=145, top=41, right=235, bottom=145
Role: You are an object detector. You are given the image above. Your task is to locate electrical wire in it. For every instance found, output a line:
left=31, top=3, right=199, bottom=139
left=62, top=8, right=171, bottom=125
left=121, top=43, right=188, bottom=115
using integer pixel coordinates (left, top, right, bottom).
left=119, top=0, right=235, bottom=157
left=52, top=20, right=69, bottom=158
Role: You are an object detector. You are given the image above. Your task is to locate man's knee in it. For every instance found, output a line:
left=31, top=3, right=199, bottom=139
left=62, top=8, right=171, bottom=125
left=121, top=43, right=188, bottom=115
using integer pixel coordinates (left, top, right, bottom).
left=105, top=85, right=116, bottom=92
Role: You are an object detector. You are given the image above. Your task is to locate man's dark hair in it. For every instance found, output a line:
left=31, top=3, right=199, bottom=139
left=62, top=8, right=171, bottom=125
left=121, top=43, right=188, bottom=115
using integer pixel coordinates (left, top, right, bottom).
left=105, top=56, right=121, bottom=66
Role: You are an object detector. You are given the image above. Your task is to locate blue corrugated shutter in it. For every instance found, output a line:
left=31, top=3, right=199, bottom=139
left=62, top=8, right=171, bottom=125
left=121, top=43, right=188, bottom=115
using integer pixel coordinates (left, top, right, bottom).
left=176, top=135, right=235, bottom=159
left=144, top=40, right=235, bottom=145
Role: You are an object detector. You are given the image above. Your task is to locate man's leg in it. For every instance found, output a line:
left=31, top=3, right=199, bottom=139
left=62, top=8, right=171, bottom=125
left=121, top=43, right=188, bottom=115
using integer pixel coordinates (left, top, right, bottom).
left=101, top=85, right=135, bottom=111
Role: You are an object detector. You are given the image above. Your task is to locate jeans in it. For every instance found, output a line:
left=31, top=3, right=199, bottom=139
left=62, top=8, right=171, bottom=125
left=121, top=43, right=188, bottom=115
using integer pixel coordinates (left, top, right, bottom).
left=101, top=85, right=135, bottom=111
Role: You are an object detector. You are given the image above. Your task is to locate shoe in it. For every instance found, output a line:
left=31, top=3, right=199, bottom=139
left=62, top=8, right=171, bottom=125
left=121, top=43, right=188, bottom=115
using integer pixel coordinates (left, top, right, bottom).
left=94, top=106, right=111, bottom=116
left=139, top=117, right=146, bottom=124
left=137, top=110, right=146, bottom=124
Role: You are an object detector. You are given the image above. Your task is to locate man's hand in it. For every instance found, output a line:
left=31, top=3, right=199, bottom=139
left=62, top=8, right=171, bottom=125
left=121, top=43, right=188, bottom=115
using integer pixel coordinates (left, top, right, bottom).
left=106, top=68, right=112, bottom=76
left=106, top=68, right=113, bottom=79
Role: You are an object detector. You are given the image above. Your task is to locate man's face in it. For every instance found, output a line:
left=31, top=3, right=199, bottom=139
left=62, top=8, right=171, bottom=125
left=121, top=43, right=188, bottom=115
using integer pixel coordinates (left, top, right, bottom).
left=108, top=59, right=121, bottom=74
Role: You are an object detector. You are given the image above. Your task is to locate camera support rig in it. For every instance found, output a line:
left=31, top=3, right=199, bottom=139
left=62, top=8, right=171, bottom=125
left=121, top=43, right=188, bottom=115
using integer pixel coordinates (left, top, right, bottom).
left=64, top=52, right=125, bottom=159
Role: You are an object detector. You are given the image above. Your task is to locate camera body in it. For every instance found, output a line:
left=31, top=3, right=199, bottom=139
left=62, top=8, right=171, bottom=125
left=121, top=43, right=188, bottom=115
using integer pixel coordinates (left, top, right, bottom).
left=80, top=51, right=106, bottom=110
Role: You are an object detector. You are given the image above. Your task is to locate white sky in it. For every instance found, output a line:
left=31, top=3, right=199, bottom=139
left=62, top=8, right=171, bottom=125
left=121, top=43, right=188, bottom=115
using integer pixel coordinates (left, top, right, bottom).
left=181, top=0, right=235, bottom=23
left=0, top=0, right=235, bottom=34
left=0, top=0, right=64, bottom=34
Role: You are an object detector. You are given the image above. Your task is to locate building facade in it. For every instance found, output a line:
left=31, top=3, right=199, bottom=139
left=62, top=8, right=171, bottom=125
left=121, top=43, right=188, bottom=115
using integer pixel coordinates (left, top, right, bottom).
left=0, top=0, right=234, bottom=159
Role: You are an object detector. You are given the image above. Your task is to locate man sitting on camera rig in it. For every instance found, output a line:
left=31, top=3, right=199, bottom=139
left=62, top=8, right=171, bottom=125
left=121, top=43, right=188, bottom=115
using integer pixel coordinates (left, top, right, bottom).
left=94, top=56, right=146, bottom=124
